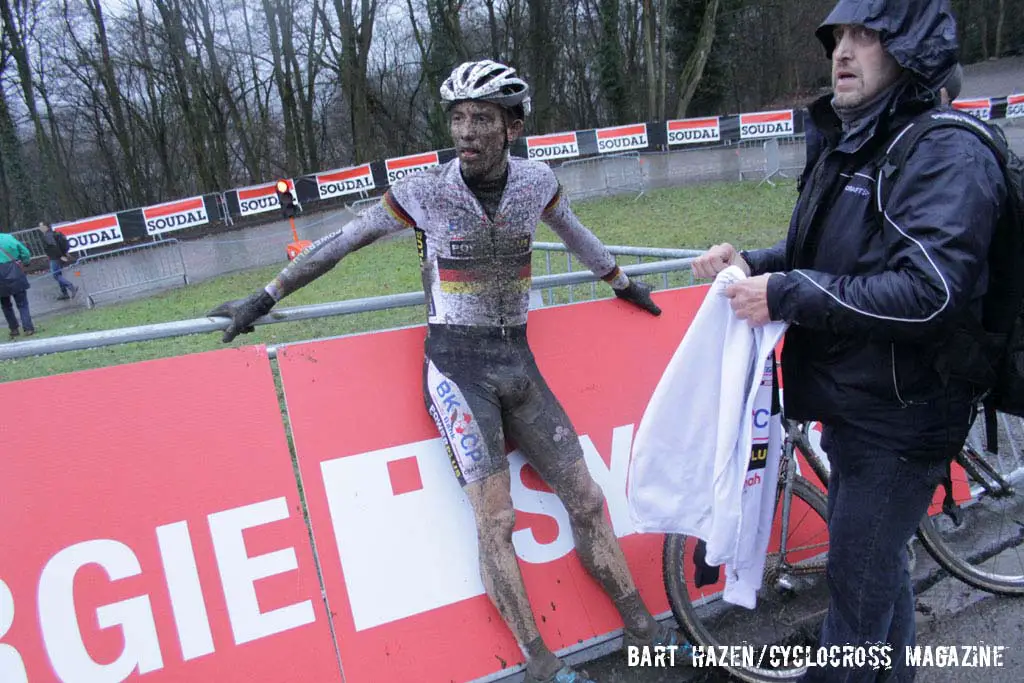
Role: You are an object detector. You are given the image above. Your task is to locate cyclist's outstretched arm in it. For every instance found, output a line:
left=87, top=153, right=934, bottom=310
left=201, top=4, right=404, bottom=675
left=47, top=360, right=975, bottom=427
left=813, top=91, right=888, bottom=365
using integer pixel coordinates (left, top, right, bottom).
left=207, top=194, right=408, bottom=342
left=540, top=184, right=618, bottom=278
left=266, top=198, right=404, bottom=299
left=540, top=183, right=661, bottom=315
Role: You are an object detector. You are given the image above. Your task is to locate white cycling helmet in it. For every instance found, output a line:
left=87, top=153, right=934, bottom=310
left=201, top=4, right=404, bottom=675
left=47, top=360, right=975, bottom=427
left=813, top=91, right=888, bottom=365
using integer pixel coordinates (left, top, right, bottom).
left=440, top=60, right=532, bottom=117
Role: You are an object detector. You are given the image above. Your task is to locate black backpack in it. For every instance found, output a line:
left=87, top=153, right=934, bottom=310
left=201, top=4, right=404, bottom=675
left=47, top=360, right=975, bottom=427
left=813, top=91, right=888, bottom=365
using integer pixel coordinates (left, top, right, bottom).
left=874, top=107, right=1024, bottom=417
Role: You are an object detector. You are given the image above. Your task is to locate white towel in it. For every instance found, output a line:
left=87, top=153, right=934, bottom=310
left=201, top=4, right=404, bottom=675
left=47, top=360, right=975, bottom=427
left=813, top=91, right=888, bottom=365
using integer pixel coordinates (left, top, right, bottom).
left=627, top=266, right=788, bottom=607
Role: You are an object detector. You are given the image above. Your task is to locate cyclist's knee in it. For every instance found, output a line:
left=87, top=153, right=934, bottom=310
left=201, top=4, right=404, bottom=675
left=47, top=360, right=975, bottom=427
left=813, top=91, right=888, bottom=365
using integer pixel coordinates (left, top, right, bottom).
left=562, top=477, right=605, bottom=526
left=476, top=505, right=516, bottom=545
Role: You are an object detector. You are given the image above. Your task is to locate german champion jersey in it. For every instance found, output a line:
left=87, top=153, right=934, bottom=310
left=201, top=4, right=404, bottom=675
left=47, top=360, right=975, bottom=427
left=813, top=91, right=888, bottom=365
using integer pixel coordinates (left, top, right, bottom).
left=266, top=156, right=618, bottom=327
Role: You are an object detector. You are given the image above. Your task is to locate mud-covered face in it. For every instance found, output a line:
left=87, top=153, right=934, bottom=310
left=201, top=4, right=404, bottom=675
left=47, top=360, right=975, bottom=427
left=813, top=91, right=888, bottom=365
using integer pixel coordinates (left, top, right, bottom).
left=449, top=100, right=522, bottom=183
left=830, top=24, right=902, bottom=111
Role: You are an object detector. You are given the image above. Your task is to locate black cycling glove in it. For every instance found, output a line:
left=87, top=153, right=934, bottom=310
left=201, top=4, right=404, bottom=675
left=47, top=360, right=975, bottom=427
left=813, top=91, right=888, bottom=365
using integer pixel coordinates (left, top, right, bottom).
left=207, top=290, right=277, bottom=343
left=614, top=279, right=662, bottom=316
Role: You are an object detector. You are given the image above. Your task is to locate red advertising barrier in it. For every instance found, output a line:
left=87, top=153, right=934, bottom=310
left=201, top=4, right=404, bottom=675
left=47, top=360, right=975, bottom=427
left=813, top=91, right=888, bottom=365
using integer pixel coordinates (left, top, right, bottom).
left=0, top=347, right=339, bottom=683
left=1, top=282, right=971, bottom=682
left=277, top=287, right=706, bottom=683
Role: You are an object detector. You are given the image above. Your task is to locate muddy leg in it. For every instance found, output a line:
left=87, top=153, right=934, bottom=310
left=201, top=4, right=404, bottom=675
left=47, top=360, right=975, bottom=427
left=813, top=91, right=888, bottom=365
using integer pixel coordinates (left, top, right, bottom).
left=546, top=457, right=659, bottom=640
left=465, top=469, right=563, bottom=679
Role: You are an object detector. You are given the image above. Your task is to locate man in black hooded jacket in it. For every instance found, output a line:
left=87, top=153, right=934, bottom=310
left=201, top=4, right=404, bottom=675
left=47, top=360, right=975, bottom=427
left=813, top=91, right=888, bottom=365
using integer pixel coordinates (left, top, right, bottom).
left=693, top=1, right=1006, bottom=680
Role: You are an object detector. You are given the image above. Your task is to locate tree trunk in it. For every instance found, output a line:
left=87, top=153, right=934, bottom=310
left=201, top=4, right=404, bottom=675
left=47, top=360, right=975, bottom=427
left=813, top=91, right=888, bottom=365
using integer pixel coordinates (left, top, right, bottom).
left=238, top=0, right=272, bottom=181
left=674, top=0, right=720, bottom=119
left=642, top=0, right=657, bottom=120
left=36, top=66, right=82, bottom=214
left=658, top=0, right=667, bottom=121
left=0, top=0, right=70, bottom=217
left=484, top=0, right=501, bottom=59
left=153, top=0, right=217, bottom=192
left=333, top=0, right=378, bottom=162
left=132, top=0, right=176, bottom=198
left=527, top=0, right=554, bottom=130
left=0, top=86, right=38, bottom=226
left=301, top=0, right=323, bottom=170
left=995, top=0, right=1005, bottom=57
left=263, top=0, right=299, bottom=173
left=980, top=4, right=989, bottom=60
left=194, top=0, right=261, bottom=183
left=81, top=0, right=146, bottom=204
left=597, top=0, right=629, bottom=124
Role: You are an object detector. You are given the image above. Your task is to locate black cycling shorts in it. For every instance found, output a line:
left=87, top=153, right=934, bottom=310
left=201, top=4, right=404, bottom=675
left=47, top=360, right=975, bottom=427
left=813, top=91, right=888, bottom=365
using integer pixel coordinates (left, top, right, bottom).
left=422, top=323, right=585, bottom=487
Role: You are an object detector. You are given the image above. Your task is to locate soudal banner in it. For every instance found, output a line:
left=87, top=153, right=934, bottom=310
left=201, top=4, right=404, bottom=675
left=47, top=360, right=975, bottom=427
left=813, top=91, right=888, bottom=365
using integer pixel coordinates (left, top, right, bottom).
left=1005, top=93, right=1024, bottom=119
left=237, top=180, right=292, bottom=217
left=526, top=132, right=580, bottom=161
left=739, top=110, right=795, bottom=140
left=595, top=123, right=648, bottom=153
left=952, top=98, right=992, bottom=121
left=278, top=288, right=713, bottom=683
left=0, top=347, right=341, bottom=683
left=143, top=196, right=210, bottom=235
left=54, top=213, right=124, bottom=252
left=317, top=164, right=376, bottom=199
left=385, top=152, right=440, bottom=184
left=666, top=117, right=721, bottom=145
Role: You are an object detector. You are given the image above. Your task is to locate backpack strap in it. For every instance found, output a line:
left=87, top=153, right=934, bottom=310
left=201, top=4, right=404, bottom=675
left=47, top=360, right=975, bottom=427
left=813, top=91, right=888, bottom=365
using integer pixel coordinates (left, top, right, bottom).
left=876, top=108, right=1011, bottom=216
left=873, top=109, right=1021, bottom=391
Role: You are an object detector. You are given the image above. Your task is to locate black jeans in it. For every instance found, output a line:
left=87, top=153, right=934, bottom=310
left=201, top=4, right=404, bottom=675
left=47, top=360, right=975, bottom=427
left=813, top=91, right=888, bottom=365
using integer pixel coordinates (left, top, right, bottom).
left=800, top=423, right=955, bottom=683
left=1, top=290, right=33, bottom=333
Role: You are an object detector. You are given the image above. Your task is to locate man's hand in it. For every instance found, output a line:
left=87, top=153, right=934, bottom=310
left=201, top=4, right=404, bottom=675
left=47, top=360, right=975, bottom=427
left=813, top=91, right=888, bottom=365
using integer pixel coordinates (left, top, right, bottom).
left=614, top=279, right=662, bottom=316
left=724, top=274, right=772, bottom=327
left=207, top=290, right=277, bottom=343
left=691, top=243, right=751, bottom=280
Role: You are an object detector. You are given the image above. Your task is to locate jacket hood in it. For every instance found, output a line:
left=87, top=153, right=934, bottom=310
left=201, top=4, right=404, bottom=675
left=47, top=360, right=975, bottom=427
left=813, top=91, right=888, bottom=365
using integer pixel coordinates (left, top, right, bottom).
left=816, top=0, right=959, bottom=86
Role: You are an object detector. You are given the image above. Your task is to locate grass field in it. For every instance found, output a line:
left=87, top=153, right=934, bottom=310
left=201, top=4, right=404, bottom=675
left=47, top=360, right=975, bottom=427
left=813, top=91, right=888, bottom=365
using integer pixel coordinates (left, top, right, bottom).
left=0, top=179, right=797, bottom=384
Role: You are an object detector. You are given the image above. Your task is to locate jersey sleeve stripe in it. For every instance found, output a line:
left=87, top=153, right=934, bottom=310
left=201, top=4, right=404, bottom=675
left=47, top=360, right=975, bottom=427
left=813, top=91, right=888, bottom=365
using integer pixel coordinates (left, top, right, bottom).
left=600, top=265, right=623, bottom=282
left=383, top=190, right=417, bottom=228
left=543, top=184, right=562, bottom=213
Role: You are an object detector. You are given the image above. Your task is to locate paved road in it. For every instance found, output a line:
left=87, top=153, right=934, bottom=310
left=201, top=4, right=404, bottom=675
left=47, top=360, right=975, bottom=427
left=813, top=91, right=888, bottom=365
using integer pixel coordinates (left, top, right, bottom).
left=563, top=531, right=1024, bottom=683
left=960, top=56, right=1024, bottom=99
left=574, top=582, right=1023, bottom=682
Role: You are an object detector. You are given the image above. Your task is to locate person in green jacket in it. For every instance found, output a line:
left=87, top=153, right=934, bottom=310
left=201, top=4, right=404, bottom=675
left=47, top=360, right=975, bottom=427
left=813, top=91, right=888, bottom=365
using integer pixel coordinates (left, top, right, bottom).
left=0, top=231, right=36, bottom=339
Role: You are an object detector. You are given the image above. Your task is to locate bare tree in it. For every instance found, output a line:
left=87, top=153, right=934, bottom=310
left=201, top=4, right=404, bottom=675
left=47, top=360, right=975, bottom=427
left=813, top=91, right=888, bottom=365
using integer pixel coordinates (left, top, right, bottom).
left=0, top=23, right=38, bottom=227
left=325, top=0, right=379, bottom=162
left=674, top=0, right=720, bottom=118
left=0, top=0, right=74, bottom=219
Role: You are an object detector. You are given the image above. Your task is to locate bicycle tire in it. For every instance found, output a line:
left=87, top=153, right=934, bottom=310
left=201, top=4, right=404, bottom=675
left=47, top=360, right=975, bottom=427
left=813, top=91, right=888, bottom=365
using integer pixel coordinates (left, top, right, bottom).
left=916, top=515, right=1024, bottom=595
left=915, top=445, right=1024, bottom=595
left=663, top=476, right=829, bottom=683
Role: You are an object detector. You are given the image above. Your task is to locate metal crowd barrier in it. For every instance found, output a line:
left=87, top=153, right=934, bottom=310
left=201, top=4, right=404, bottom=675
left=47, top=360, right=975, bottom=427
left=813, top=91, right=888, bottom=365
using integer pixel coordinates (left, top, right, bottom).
left=756, top=138, right=796, bottom=187
left=532, top=243, right=703, bottom=305
left=177, top=212, right=348, bottom=284
left=74, top=239, right=189, bottom=308
left=0, top=256, right=698, bottom=361
left=8, top=226, right=48, bottom=260
left=637, top=135, right=807, bottom=189
left=347, top=195, right=383, bottom=214
left=556, top=152, right=645, bottom=201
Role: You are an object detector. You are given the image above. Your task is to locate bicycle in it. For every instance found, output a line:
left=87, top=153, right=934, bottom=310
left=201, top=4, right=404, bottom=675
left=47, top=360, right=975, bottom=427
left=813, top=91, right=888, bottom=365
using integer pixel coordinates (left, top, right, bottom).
left=661, top=402, right=1024, bottom=682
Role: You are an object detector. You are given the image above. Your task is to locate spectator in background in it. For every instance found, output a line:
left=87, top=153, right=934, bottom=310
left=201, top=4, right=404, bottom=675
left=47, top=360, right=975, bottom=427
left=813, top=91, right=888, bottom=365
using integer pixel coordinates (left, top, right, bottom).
left=39, top=222, right=79, bottom=300
left=0, top=231, right=36, bottom=339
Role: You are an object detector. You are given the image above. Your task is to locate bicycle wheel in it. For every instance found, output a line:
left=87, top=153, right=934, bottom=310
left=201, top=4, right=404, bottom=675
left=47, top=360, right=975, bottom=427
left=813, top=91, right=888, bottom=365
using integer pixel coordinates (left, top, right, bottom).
left=663, top=476, right=830, bottom=683
left=916, top=409, right=1024, bottom=595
